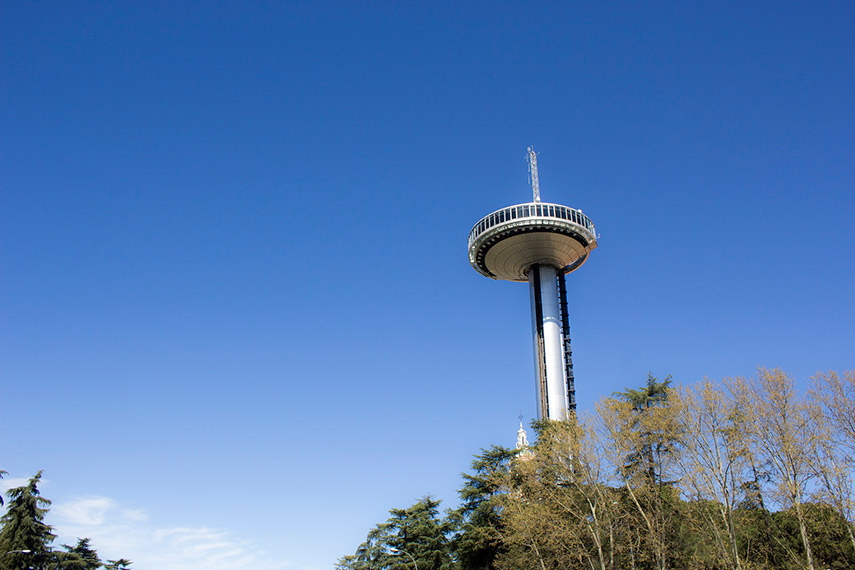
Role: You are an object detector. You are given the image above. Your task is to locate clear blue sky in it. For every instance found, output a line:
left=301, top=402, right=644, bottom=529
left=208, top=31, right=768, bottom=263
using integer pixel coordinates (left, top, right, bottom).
left=2, top=2, right=853, bottom=569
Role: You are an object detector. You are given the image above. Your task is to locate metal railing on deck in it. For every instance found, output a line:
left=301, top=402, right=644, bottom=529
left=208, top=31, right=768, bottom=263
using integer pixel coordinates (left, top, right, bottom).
left=468, top=202, right=596, bottom=249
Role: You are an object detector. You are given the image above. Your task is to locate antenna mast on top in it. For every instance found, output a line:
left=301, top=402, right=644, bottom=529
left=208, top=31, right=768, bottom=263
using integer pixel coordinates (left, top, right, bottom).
left=527, top=147, right=541, bottom=202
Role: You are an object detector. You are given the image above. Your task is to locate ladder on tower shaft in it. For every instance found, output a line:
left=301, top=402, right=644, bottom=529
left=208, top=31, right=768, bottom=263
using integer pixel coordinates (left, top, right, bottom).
left=557, top=271, right=576, bottom=412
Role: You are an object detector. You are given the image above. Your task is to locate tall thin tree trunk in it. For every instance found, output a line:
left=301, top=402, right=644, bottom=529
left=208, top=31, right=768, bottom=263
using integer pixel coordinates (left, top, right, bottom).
left=794, top=500, right=815, bottom=570
left=584, top=498, right=607, bottom=570
left=726, top=504, right=742, bottom=570
left=629, top=531, right=636, bottom=570
left=530, top=538, right=548, bottom=570
left=608, top=520, right=615, bottom=570
left=846, top=522, right=855, bottom=561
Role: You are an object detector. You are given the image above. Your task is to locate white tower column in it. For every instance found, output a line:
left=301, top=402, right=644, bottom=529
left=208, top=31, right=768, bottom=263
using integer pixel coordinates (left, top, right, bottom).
left=529, top=264, right=569, bottom=420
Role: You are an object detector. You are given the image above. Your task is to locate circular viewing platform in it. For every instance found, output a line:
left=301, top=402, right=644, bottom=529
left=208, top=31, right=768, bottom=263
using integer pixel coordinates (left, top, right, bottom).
left=468, top=202, right=598, bottom=282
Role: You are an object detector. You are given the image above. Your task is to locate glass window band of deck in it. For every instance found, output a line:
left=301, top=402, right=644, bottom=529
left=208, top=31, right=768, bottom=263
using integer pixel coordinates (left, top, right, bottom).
left=468, top=203, right=596, bottom=247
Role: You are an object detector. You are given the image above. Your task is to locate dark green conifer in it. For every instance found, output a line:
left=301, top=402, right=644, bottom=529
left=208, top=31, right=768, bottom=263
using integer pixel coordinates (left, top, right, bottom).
left=337, top=497, right=454, bottom=570
left=0, top=472, right=56, bottom=570
left=60, top=538, right=102, bottom=570
left=450, top=446, right=515, bottom=570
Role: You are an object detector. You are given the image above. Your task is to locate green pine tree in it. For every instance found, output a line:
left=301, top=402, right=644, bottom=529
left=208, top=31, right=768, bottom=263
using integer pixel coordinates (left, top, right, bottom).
left=614, top=373, right=674, bottom=483
left=450, top=446, right=515, bottom=570
left=337, top=497, right=455, bottom=570
left=59, top=538, right=102, bottom=570
left=0, top=471, right=56, bottom=570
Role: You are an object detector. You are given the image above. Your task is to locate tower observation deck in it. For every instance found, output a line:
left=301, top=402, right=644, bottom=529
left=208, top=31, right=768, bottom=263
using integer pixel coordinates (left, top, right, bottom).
left=468, top=149, right=598, bottom=420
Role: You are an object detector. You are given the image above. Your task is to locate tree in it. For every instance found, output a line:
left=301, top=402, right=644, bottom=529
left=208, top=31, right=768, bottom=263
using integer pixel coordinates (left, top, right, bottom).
left=599, top=375, right=681, bottom=570
left=614, top=373, right=674, bottom=484
left=495, top=418, right=621, bottom=570
left=451, top=446, right=515, bottom=570
left=0, top=471, right=56, bottom=570
left=672, top=378, right=749, bottom=570
left=734, top=369, right=818, bottom=570
left=812, top=371, right=855, bottom=458
left=59, top=538, right=102, bottom=570
left=810, top=371, right=855, bottom=555
left=767, top=503, right=855, bottom=570
left=103, top=559, right=132, bottom=570
left=337, top=497, right=455, bottom=570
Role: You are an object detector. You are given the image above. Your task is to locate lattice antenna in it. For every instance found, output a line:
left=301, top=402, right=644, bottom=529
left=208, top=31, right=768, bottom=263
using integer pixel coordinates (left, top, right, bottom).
left=527, top=147, right=541, bottom=202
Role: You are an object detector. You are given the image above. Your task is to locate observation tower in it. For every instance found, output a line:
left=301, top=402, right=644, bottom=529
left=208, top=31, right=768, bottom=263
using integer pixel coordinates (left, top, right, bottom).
left=468, top=148, right=597, bottom=420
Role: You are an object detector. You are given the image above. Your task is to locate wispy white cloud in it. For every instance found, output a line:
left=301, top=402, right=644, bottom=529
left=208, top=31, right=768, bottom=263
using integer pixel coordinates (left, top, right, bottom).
left=47, top=496, right=289, bottom=570
left=54, top=497, right=134, bottom=526
left=0, top=476, right=33, bottom=490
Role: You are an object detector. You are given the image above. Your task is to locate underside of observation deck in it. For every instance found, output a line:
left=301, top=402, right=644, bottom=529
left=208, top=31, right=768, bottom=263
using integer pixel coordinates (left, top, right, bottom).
left=472, top=225, right=592, bottom=282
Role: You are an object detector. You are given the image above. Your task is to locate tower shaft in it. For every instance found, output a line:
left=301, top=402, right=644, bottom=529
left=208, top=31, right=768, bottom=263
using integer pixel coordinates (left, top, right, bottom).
left=529, top=264, right=574, bottom=420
